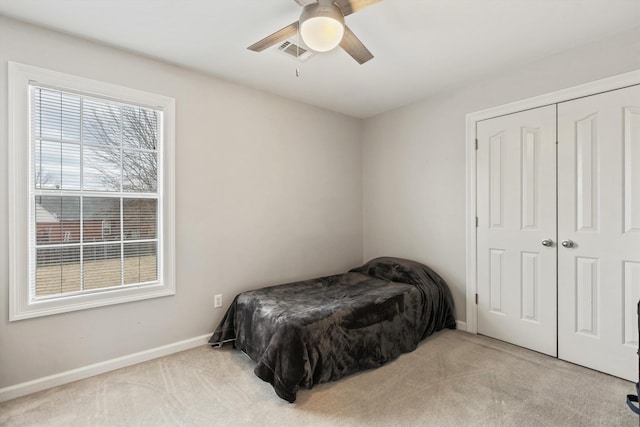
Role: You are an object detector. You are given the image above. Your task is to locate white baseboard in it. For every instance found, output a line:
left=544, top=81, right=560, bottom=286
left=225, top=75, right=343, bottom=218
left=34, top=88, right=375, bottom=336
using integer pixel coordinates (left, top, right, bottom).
left=0, top=333, right=212, bottom=403
left=456, top=320, right=467, bottom=331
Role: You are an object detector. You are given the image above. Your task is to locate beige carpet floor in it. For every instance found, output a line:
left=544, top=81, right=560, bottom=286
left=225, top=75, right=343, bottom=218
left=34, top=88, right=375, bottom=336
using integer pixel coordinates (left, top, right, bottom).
left=1, top=330, right=637, bottom=426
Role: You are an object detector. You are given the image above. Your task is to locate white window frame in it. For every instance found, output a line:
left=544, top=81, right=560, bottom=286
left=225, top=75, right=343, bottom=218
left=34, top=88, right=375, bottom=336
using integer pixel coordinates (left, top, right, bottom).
left=8, top=62, right=176, bottom=321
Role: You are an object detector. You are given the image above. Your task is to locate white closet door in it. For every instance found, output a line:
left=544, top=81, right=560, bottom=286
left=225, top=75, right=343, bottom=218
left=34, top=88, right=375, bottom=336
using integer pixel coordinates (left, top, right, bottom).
left=477, top=105, right=557, bottom=356
left=558, top=84, right=640, bottom=381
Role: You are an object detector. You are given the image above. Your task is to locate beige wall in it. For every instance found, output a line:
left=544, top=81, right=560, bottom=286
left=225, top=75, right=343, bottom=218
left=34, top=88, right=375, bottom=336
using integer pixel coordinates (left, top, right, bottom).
left=0, top=16, right=363, bottom=388
left=362, top=27, right=640, bottom=321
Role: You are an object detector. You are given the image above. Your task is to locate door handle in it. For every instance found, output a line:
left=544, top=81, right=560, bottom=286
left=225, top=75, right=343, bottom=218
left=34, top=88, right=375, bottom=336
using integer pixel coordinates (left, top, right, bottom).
left=561, top=239, right=574, bottom=248
left=541, top=239, right=554, bottom=247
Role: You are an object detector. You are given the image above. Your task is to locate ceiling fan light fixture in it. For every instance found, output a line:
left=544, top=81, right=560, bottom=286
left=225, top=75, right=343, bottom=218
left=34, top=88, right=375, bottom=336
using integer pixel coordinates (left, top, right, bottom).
left=299, top=3, right=345, bottom=52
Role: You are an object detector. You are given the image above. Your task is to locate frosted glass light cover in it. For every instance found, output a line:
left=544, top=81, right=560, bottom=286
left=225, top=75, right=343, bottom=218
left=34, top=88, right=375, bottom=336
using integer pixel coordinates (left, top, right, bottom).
left=300, top=16, right=345, bottom=52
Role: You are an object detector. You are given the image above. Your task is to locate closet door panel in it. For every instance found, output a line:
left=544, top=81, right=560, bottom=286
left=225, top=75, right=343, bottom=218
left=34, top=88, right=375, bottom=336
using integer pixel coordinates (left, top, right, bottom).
left=477, top=105, right=557, bottom=356
left=558, top=84, right=640, bottom=382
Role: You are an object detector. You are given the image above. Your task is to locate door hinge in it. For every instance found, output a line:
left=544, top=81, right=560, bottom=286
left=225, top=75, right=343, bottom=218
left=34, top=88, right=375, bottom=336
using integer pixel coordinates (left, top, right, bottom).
left=475, top=216, right=478, bottom=227
left=475, top=138, right=478, bottom=150
left=475, top=293, right=478, bottom=304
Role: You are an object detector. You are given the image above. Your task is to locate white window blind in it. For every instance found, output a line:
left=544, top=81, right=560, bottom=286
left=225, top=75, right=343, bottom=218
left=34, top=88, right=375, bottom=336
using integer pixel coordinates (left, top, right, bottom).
left=30, top=85, right=161, bottom=300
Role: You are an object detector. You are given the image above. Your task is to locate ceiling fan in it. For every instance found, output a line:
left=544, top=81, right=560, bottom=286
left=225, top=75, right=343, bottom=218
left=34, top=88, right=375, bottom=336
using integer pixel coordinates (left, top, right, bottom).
left=248, top=0, right=381, bottom=65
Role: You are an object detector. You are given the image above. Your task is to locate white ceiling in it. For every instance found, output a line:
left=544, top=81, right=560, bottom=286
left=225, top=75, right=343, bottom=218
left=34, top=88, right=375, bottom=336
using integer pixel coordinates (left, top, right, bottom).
left=0, top=0, right=638, bottom=118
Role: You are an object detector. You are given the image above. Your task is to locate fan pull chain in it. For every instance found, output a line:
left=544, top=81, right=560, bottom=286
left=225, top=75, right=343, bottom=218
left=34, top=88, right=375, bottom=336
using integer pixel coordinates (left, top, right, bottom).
left=296, top=26, right=301, bottom=77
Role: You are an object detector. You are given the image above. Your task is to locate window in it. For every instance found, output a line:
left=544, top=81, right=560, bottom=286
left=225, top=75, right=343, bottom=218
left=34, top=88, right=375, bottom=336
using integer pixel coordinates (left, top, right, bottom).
left=9, top=62, right=175, bottom=320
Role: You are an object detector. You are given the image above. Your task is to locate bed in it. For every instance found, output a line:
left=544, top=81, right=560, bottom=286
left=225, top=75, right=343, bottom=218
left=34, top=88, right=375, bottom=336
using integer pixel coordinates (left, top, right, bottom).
left=208, top=257, right=456, bottom=402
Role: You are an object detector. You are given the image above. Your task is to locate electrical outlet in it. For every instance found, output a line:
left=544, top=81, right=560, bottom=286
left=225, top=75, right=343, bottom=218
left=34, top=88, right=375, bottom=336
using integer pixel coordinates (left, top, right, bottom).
left=214, top=294, right=222, bottom=308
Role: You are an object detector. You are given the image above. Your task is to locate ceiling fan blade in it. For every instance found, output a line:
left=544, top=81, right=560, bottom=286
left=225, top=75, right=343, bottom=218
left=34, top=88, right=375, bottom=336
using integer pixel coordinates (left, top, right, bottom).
left=334, top=0, right=381, bottom=17
left=293, top=0, right=317, bottom=6
left=340, top=25, right=373, bottom=64
left=247, top=22, right=300, bottom=52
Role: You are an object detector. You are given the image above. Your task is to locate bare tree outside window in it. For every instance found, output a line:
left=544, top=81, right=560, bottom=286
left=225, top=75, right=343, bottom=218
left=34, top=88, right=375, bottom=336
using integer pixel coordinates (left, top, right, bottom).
left=83, top=101, right=158, bottom=192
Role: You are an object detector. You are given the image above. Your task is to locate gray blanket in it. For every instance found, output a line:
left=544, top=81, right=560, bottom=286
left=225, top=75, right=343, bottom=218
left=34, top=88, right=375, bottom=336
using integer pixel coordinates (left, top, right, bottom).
left=209, top=257, right=456, bottom=402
